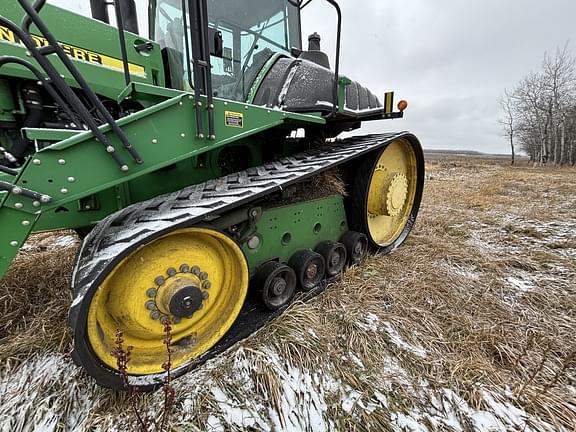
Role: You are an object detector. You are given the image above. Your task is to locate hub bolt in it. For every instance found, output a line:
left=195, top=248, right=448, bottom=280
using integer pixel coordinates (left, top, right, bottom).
left=191, top=266, right=200, bottom=275
left=145, top=300, right=156, bottom=310
left=202, top=281, right=211, bottom=289
left=180, top=264, right=190, bottom=273
left=167, top=267, right=177, bottom=277
left=146, top=288, right=157, bottom=298
left=199, top=271, right=208, bottom=280
left=150, top=310, right=160, bottom=320
left=155, top=276, right=165, bottom=286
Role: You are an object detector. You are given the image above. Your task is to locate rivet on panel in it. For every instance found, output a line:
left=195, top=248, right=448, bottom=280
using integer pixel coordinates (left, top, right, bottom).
left=152, top=138, right=158, bottom=144
left=67, top=177, right=76, bottom=183
left=60, top=188, right=68, bottom=194
left=32, top=159, right=41, bottom=165
left=10, top=241, right=18, bottom=247
left=14, top=203, right=23, bottom=209
left=58, top=159, right=66, bottom=165
left=22, top=220, right=30, bottom=226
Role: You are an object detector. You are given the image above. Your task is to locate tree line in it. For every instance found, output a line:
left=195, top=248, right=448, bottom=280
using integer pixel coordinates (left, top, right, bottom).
left=500, top=44, right=575, bottom=166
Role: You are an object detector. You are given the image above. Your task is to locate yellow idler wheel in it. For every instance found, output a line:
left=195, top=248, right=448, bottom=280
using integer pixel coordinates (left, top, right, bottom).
left=85, top=227, right=248, bottom=379
left=348, top=137, right=424, bottom=252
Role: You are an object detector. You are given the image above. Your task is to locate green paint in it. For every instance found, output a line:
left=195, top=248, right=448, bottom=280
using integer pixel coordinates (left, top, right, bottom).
left=243, top=196, right=348, bottom=271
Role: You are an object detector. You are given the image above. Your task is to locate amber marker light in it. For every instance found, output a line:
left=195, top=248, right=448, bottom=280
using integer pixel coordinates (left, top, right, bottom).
left=397, top=100, right=408, bottom=112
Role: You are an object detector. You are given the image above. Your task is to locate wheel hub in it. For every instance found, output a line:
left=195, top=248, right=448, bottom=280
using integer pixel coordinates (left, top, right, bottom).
left=146, top=265, right=211, bottom=323
left=386, top=173, right=408, bottom=217
left=271, top=277, right=287, bottom=296
left=168, top=286, right=204, bottom=318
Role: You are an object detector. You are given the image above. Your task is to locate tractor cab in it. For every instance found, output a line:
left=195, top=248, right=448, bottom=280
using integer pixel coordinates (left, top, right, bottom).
left=151, top=0, right=301, bottom=100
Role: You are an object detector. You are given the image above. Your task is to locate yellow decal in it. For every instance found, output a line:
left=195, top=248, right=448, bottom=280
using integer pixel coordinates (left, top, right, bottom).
left=225, top=111, right=244, bottom=128
left=0, top=25, right=146, bottom=77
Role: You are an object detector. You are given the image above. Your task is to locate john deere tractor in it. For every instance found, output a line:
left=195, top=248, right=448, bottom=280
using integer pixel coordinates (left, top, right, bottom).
left=0, top=0, right=424, bottom=390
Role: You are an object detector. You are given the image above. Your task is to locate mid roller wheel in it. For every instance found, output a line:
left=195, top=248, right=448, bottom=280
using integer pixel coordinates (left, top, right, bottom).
left=70, top=227, right=249, bottom=389
left=347, top=137, right=424, bottom=253
left=253, top=261, right=297, bottom=311
left=288, top=249, right=326, bottom=291
left=315, top=241, right=347, bottom=277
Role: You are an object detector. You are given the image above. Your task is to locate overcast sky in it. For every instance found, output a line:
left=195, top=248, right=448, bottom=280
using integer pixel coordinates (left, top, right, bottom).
left=49, top=0, right=576, bottom=153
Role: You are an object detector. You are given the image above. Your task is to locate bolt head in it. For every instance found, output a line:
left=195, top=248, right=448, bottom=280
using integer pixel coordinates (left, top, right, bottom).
left=150, top=310, right=160, bottom=320
left=155, top=276, right=165, bottom=286
left=146, top=288, right=157, bottom=298
left=14, top=203, right=23, bottom=209
left=180, top=264, right=190, bottom=273
left=32, top=159, right=41, bottom=165
left=58, top=159, right=66, bottom=165
left=152, top=139, right=158, bottom=144
left=180, top=133, right=186, bottom=138
left=22, top=220, right=30, bottom=226
left=10, top=241, right=18, bottom=247
left=199, top=271, right=208, bottom=280
left=67, top=177, right=76, bottom=183
left=202, top=281, right=211, bottom=289
left=32, top=201, right=40, bottom=207
left=40, top=195, right=51, bottom=203
left=60, top=188, right=68, bottom=194
left=145, top=300, right=156, bottom=310
left=191, top=266, right=200, bottom=275
left=167, top=267, right=177, bottom=277
left=121, top=165, right=129, bottom=172
left=12, top=187, right=22, bottom=195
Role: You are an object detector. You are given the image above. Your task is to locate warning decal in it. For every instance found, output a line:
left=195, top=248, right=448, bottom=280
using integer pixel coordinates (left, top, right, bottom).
left=225, top=111, right=244, bottom=128
left=0, top=25, right=146, bottom=77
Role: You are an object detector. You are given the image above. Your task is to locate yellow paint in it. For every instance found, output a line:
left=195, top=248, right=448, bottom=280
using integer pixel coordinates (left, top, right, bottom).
left=366, top=139, right=418, bottom=246
left=0, top=25, right=146, bottom=77
left=87, top=228, right=249, bottom=375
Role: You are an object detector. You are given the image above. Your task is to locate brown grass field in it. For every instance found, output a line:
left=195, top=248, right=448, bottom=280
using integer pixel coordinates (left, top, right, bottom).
left=0, top=158, right=574, bottom=431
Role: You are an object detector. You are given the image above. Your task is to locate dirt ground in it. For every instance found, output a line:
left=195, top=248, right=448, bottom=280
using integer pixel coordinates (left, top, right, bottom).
left=0, top=158, right=574, bottom=431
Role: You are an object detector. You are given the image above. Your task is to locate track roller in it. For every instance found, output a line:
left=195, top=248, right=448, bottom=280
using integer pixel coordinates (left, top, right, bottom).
left=340, top=231, right=368, bottom=265
left=315, top=241, right=347, bottom=277
left=288, top=249, right=326, bottom=291
left=253, top=261, right=297, bottom=311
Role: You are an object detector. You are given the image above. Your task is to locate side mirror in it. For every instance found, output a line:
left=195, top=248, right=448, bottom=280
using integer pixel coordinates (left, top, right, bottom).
left=209, top=27, right=223, bottom=58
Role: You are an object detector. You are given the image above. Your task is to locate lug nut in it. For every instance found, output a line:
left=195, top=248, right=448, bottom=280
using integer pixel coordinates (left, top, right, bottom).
left=180, top=264, right=190, bottom=273
left=150, top=310, right=160, bottom=320
left=202, top=281, right=211, bottom=289
left=167, top=267, right=177, bottom=277
left=199, top=271, right=208, bottom=280
left=191, top=266, right=200, bottom=275
left=155, top=276, right=165, bottom=286
left=145, top=300, right=156, bottom=310
left=146, top=288, right=157, bottom=298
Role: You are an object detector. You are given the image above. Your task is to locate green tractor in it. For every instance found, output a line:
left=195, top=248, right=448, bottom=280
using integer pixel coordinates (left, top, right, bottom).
left=0, top=0, right=424, bottom=390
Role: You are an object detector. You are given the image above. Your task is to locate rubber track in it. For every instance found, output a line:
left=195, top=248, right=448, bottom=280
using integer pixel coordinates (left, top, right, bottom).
left=69, top=132, right=411, bottom=387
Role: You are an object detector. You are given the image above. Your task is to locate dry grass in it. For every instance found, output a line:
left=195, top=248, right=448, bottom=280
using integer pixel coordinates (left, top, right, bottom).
left=0, top=159, right=575, bottom=431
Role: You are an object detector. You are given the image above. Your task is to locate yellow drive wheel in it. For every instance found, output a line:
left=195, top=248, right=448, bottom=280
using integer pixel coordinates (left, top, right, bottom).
left=348, top=137, right=424, bottom=252
left=84, top=227, right=248, bottom=378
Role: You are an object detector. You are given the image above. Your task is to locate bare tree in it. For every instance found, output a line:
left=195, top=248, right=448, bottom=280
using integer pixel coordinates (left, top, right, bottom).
left=499, top=89, right=516, bottom=165
left=502, top=43, right=576, bottom=166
